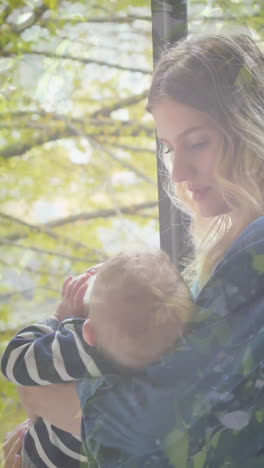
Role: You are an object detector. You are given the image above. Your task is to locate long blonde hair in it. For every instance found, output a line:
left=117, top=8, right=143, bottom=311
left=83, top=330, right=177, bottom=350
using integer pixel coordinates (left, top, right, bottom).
left=147, top=33, right=264, bottom=286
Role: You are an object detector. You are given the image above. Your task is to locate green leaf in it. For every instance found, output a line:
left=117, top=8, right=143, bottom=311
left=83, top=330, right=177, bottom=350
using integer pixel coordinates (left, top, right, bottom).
left=164, top=430, right=189, bottom=468
left=43, top=0, right=58, bottom=9
left=242, top=346, right=254, bottom=375
left=252, top=254, right=264, bottom=274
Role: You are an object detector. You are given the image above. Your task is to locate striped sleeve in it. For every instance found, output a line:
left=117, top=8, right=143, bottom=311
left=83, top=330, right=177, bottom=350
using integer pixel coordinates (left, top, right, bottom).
left=1, top=318, right=101, bottom=386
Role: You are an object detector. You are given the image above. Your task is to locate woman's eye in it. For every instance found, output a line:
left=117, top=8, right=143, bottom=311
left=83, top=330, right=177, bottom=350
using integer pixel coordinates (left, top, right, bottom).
left=188, top=141, right=209, bottom=150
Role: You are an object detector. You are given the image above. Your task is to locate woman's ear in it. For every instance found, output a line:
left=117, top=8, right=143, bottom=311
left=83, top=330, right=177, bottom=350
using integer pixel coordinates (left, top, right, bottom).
left=82, top=318, right=97, bottom=346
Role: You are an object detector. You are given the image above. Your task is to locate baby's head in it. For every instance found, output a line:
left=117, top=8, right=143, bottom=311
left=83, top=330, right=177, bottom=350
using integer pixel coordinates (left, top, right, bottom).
left=82, top=249, right=193, bottom=369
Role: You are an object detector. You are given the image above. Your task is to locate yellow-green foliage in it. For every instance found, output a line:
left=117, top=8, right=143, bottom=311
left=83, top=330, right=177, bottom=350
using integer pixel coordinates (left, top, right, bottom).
left=0, top=0, right=156, bottom=447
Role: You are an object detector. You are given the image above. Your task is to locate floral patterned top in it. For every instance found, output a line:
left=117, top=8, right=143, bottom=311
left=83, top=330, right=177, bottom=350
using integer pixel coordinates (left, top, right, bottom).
left=77, top=216, right=264, bottom=468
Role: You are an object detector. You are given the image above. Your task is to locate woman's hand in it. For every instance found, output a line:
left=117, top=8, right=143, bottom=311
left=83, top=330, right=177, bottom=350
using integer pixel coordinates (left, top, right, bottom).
left=18, top=384, right=81, bottom=436
left=55, top=264, right=102, bottom=321
left=2, top=420, right=30, bottom=468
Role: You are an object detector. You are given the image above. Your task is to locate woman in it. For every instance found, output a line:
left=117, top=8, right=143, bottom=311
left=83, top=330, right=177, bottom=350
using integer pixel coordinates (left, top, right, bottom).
left=4, top=33, right=264, bottom=467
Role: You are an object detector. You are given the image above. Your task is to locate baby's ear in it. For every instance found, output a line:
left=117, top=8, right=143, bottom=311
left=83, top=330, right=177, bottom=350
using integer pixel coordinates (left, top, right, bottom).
left=82, top=319, right=97, bottom=346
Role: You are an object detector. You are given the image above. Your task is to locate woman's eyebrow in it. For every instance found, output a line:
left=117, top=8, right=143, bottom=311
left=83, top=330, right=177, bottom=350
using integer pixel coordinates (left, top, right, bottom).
left=158, top=125, right=208, bottom=143
left=180, top=125, right=208, bottom=137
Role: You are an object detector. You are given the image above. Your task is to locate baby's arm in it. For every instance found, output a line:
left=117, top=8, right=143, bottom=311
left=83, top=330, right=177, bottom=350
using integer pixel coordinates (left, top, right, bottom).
left=1, top=272, right=101, bottom=386
left=1, top=318, right=101, bottom=386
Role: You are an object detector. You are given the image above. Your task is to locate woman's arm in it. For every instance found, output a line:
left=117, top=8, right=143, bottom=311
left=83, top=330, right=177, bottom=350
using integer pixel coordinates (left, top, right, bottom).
left=18, top=383, right=81, bottom=436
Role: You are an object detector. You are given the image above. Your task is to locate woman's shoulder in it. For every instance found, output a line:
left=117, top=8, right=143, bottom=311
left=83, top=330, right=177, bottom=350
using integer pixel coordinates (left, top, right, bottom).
left=213, top=215, right=264, bottom=273
left=196, top=216, right=264, bottom=311
left=226, top=215, right=264, bottom=256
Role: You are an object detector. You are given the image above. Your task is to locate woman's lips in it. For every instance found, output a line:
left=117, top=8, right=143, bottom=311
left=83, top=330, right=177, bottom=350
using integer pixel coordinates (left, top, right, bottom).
left=191, top=187, right=211, bottom=201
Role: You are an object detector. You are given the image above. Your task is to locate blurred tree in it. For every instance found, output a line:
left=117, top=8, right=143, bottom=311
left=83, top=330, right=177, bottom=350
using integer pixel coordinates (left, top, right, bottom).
left=0, top=0, right=157, bottom=323
left=0, top=0, right=158, bottom=447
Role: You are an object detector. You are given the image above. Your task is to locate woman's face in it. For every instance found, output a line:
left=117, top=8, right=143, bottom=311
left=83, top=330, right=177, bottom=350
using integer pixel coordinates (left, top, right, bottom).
left=151, top=99, right=230, bottom=217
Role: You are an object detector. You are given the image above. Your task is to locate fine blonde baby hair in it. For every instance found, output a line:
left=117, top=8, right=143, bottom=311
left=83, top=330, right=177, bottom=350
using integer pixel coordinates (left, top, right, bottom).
left=89, top=248, right=193, bottom=368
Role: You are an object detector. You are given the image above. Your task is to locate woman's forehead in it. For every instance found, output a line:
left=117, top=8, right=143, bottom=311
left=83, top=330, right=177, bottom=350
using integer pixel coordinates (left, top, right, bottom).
left=151, top=99, right=215, bottom=142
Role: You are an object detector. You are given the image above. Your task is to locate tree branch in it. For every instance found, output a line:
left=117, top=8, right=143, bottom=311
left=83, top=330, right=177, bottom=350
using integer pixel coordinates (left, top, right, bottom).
left=39, top=14, right=150, bottom=26
left=92, top=90, right=149, bottom=118
left=0, top=114, right=154, bottom=158
left=1, top=5, right=12, bottom=23
left=0, top=133, right=71, bottom=159
left=0, top=240, right=104, bottom=263
left=106, top=142, right=154, bottom=154
left=0, top=110, right=153, bottom=133
left=0, top=111, right=154, bottom=154
left=91, top=137, right=156, bottom=185
left=0, top=258, right=67, bottom=278
left=2, top=50, right=151, bottom=74
left=45, top=201, right=158, bottom=228
left=0, top=288, right=35, bottom=301
left=189, top=14, right=264, bottom=22
left=10, top=4, right=49, bottom=34
left=0, top=212, right=99, bottom=253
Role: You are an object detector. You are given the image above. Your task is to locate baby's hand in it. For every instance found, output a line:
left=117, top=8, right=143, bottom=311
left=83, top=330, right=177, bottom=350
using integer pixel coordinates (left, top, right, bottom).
left=2, top=420, right=30, bottom=468
left=55, top=273, right=89, bottom=320
left=55, top=266, right=100, bottom=320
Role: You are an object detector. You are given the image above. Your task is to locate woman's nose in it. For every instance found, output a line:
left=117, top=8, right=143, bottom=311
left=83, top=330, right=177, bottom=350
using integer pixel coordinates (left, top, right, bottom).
left=171, top=151, right=195, bottom=183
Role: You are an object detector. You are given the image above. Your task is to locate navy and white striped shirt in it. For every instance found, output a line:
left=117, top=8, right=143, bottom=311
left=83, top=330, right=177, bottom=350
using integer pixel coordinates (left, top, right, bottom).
left=1, top=317, right=102, bottom=467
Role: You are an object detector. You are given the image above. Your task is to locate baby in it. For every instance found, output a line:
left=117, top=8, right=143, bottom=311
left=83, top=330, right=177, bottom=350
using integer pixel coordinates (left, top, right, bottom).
left=82, top=248, right=193, bottom=369
left=1, top=248, right=193, bottom=467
